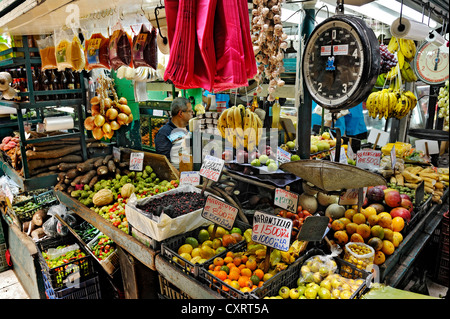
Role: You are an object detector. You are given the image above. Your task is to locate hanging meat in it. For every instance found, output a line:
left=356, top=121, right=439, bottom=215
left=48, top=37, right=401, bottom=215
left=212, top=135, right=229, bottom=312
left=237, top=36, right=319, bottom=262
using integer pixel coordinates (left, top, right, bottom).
left=251, top=0, right=287, bottom=101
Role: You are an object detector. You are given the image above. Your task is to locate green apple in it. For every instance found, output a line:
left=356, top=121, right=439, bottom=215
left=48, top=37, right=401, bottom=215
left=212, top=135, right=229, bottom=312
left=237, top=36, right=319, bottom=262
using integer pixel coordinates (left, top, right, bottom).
left=278, top=286, right=290, bottom=299
left=310, top=144, right=319, bottom=153
left=289, top=288, right=300, bottom=299
left=267, top=162, right=278, bottom=172
left=265, top=158, right=275, bottom=166
left=286, top=141, right=296, bottom=149
left=318, top=287, right=331, bottom=299
left=297, top=285, right=306, bottom=296
left=304, top=287, right=318, bottom=299
left=291, top=154, right=300, bottom=161
left=259, top=154, right=269, bottom=164
left=251, top=158, right=261, bottom=167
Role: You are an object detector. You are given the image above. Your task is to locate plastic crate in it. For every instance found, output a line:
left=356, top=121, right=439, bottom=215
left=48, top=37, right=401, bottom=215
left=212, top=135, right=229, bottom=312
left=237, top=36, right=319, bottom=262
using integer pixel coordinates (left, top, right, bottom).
left=87, top=234, right=120, bottom=276
left=158, top=275, right=191, bottom=299
left=36, top=235, right=94, bottom=290
left=250, top=248, right=371, bottom=299
left=34, top=189, right=58, bottom=205
left=160, top=220, right=251, bottom=278
left=43, top=272, right=101, bottom=299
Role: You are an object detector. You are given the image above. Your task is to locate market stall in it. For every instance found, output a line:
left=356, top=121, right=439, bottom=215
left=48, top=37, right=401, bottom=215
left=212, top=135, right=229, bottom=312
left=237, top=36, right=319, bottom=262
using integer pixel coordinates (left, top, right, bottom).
left=0, top=0, right=449, bottom=301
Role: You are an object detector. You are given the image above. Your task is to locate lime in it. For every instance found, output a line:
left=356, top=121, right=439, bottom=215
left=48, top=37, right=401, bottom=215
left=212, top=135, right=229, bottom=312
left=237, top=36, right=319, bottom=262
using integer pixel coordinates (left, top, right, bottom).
left=198, top=229, right=210, bottom=243
left=220, top=265, right=230, bottom=274
left=185, top=237, right=199, bottom=248
left=230, top=227, right=242, bottom=235
left=250, top=275, right=260, bottom=286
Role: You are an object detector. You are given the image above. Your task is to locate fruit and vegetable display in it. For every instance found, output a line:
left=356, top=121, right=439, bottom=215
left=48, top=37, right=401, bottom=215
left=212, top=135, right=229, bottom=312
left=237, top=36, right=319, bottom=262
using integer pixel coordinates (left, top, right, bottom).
left=41, top=244, right=87, bottom=269
left=83, top=74, right=133, bottom=140
left=437, top=80, right=449, bottom=132
left=217, top=104, right=263, bottom=151
left=91, top=235, right=116, bottom=261
left=266, top=255, right=366, bottom=299
left=137, top=191, right=205, bottom=218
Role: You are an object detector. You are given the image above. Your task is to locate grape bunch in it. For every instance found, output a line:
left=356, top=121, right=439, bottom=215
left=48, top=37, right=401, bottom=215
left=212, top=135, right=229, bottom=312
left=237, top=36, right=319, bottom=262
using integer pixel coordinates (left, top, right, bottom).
left=437, top=80, right=449, bottom=131
left=380, top=44, right=398, bottom=73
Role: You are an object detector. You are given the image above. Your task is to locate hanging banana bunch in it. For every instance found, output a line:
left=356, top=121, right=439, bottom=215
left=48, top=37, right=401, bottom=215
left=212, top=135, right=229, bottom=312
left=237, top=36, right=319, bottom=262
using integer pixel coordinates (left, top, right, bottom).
left=217, top=105, right=263, bottom=151
left=386, top=37, right=418, bottom=82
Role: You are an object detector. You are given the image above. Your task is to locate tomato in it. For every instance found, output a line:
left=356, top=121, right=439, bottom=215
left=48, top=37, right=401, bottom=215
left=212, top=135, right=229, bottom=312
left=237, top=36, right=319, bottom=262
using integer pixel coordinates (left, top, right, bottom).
left=297, top=205, right=303, bottom=213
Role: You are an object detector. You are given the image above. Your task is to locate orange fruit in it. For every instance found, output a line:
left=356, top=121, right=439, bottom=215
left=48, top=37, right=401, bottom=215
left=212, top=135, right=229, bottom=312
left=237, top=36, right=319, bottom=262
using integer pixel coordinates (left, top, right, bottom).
left=213, top=257, right=224, bottom=266
left=253, top=269, right=264, bottom=280
left=373, top=251, right=386, bottom=265
left=353, top=213, right=366, bottom=225
left=209, top=264, right=215, bottom=270
left=217, top=270, right=228, bottom=281
left=392, top=232, right=403, bottom=248
left=356, top=224, right=371, bottom=239
left=367, top=214, right=379, bottom=226
left=381, top=240, right=395, bottom=255
left=258, top=281, right=264, bottom=287
left=226, top=251, right=234, bottom=258
left=227, top=262, right=236, bottom=270
left=345, top=222, right=358, bottom=235
left=233, top=257, right=242, bottom=267
left=334, top=230, right=349, bottom=245
left=223, top=256, right=233, bottom=264
left=350, top=233, right=364, bottom=243
left=229, top=269, right=240, bottom=281
left=238, top=275, right=250, bottom=288
left=331, top=220, right=345, bottom=232
left=345, top=208, right=357, bottom=221
left=378, top=213, right=392, bottom=229
left=238, top=264, right=246, bottom=271
left=246, top=259, right=257, bottom=271
left=241, top=267, right=252, bottom=277
left=241, top=255, right=248, bottom=264
left=362, top=206, right=377, bottom=219
left=230, top=280, right=240, bottom=290
left=383, top=228, right=394, bottom=241
left=338, top=217, right=351, bottom=227
left=240, top=286, right=252, bottom=293
left=392, top=217, right=405, bottom=232
left=214, top=265, right=221, bottom=272
left=222, top=278, right=232, bottom=292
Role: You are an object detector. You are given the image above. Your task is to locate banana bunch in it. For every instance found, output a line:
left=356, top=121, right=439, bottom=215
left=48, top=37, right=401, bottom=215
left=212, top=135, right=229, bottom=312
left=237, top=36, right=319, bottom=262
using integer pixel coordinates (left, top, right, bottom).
left=386, top=36, right=418, bottom=82
left=217, top=104, right=263, bottom=150
left=366, top=88, right=417, bottom=120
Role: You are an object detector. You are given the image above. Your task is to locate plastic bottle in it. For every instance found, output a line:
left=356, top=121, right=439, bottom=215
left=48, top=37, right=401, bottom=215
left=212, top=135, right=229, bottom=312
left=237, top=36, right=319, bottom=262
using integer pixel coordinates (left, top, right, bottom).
left=251, top=92, right=258, bottom=112
left=271, top=97, right=281, bottom=129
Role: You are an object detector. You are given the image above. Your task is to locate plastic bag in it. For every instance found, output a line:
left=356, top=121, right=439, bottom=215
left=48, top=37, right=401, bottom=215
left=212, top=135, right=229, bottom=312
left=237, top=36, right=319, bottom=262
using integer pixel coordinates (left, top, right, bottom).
left=42, top=204, right=77, bottom=237
left=84, top=32, right=110, bottom=70
left=36, top=36, right=57, bottom=70
left=342, top=242, right=374, bottom=277
left=298, top=254, right=338, bottom=285
left=109, top=23, right=132, bottom=70
left=46, top=243, right=80, bottom=260
left=54, top=29, right=85, bottom=71
left=132, top=24, right=157, bottom=69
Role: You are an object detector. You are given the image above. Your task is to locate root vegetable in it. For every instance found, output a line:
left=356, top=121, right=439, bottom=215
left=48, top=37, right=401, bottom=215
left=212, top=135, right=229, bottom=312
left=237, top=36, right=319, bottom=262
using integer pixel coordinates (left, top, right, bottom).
left=31, top=228, right=46, bottom=240
left=97, top=165, right=109, bottom=176
left=107, top=160, right=116, bottom=173
left=71, top=175, right=84, bottom=186
left=103, top=155, right=113, bottom=165
left=80, top=169, right=97, bottom=185
left=26, top=144, right=82, bottom=160
left=66, top=168, right=79, bottom=180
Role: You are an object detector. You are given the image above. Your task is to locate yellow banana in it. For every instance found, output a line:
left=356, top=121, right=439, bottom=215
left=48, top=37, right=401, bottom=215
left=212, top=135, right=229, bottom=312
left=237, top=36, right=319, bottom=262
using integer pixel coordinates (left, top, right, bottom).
left=217, top=108, right=229, bottom=138
left=366, top=91, right=378, bottom=119
left=243, top=108, right=252, bottom=150
left=387, top=36, right=399, bottom=53
left=247, top=112, right=257, bottom=151
left=399, top=38, right=414, bottom=61
left=233, top=105, right=244, bottom=139
left=397, top=50, right=405, bottom=69
left=226, top=106, right=236, bottom=131
left=388, top=90, right=398, bottom=117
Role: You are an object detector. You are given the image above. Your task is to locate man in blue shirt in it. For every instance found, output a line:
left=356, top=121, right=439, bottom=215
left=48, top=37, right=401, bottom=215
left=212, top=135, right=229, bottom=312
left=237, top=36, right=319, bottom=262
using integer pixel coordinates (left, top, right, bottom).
left=155, top=97, right=193, bottom=168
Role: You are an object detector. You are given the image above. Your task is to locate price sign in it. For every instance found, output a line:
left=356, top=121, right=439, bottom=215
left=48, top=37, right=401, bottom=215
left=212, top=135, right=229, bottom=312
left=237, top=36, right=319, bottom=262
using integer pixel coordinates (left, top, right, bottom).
left=415, top=181, right=425, bottom=205
left=277, top=147, right=292, bottom=164
left=368, top=129, right=389, bottom=147
left=180, top=171, right=201, bottom=186
left=330, top=146, right=348, bottom=164
left=339, top=187, right=367, bottom=206
left=390, top=145, right=396, bottom=170
left=297, top=216, right=330, bottom=242
left=252, top=211, right=292, bottom=251
left=199, top=155, right=224, bottom=182
left=129, top=152, right=145, bottom=171
left=202, top=195, right=239, bottom=230
left=274, top=188, right=299, bottom=213
left=356, top=149, right=382, bottom=170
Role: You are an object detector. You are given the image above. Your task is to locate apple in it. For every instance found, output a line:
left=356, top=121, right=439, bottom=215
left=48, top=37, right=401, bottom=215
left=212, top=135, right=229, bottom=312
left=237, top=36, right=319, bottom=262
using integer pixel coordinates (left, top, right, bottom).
left=251, top=158, right=261, bottom=167
left=222, top=150, right=233, bottom=162
left=278, top=286, right=290, bottom=299
left=259, top=154, right=269, bottom=164
left=289, top=288, right=300, bottom=299
left=400, top=198, right=413, bottom=213
left=286, top=141, right=296, bottom=150
left=267, top=162, right=278, bottom=172
left=400, top=193, right=411, bottom=201
left=291, top=154, right=300, bottom=161
left=236, top=149, right=248, bottom=163
left=390, top=207, right=411, bottom=222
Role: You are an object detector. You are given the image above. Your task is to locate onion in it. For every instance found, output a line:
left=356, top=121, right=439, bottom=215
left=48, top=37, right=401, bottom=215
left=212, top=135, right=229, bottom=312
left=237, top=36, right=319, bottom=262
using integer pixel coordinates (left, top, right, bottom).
left=117, top=113, right=129, bottom=126
left=110, top=120, right=121, bottom=130
left=102, top=122, right=112, bottom=134
left=118, top=97, right=128, bottom=105
left=94, top=114, right=106, bottom=127
left=119, top=104, right=132, bottom=115
left=104, top=97, right=113, bottom=109
left=126, top=113, right=133, bottom=124
left=84, top=116, right=95, bottom=130
left=104, top=130, right=114, bottom=139
left=92, top=127, right=104, bottom=140
left=91, top=104, right=100, bottom=116
left=90, top=96, right=100, bottom=105
left=106, top=107, right=118, bottom=120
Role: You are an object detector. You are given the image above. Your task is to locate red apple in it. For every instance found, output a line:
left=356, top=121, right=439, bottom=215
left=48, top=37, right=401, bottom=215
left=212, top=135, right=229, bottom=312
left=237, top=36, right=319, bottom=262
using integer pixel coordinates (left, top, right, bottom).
left=236, top=149, right=248, bottom=163
left=222, top=150, right=233, bottom=162
left=384, top=190, right=402, bottom=208
left=390, top=207, right=411, bottom=222
left=400, top=198, right=413, bottom=213
left=400, top=194, right=411, bottom=201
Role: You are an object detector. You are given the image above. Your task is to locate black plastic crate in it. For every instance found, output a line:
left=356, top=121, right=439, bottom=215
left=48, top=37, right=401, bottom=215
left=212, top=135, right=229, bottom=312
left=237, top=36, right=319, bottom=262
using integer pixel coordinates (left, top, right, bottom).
left=160, top=220, right=251, bottom=278
left=249, top=248, right=371, bottom=299
left=43, top=272, right=101, bottom=299
left=36, top=235, right=94, bottom=290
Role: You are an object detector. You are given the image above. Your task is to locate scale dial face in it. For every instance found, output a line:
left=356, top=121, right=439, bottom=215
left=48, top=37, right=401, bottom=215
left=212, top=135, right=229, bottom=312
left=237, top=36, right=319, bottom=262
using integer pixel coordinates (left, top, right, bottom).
left=302, top=15, right=380, bottom=110
left=413, top=41, right=449, bottom=85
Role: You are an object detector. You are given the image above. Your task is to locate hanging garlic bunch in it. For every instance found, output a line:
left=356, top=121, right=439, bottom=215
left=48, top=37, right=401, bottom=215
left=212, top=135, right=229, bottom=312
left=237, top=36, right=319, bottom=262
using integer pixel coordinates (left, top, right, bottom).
left=251, top=0, right=287, bottom=101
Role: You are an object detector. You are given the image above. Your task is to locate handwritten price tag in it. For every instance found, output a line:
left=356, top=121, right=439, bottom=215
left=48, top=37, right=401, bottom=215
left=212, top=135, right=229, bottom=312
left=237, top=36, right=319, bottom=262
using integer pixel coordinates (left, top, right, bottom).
left=202, top=195, right=239, bottom=230
left=274, top=188, right=299, bottom=213
left=356, top=149, right=382, bottom=170
left=339, top=187, right=367, bottom=206
left=252, top=211, right=292, bottom=252
left=199, top=155, right=225, bottom=182
left=180, top=171, right=201, bottom=186
left=277, top=147, right=292, bottom=164
left=129, top=152, right=145, bottom=171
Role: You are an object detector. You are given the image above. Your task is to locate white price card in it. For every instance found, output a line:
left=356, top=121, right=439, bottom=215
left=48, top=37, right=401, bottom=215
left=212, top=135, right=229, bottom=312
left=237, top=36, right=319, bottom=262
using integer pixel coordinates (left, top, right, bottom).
left=129, top=152, right=145, bottom=171
left=113, top=146, right=121, bottom=161
left=252, top=211, right=292, bottom=252
left=277, top=147, right=292, bottom=164
left=180, top=171, right=201, bottom=186
left=339, top=187, right=367, bottom=206
left=356, top=149, right=382, bottom=170
left=202, top=195, right=239, bottom=230
left=274, top=188, right=299, bottom=213
left=330, top=146, right=348, bottom=164
left=367, top=129, right=389, bottom=147
left=199, top=155, right=225, bottom=182
left=415, top=140, right=439, bottom=155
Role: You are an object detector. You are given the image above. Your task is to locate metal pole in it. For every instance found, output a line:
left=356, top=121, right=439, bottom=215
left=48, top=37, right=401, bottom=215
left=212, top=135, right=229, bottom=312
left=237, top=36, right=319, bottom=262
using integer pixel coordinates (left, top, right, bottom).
left=297, top=1, right=316, bottom=159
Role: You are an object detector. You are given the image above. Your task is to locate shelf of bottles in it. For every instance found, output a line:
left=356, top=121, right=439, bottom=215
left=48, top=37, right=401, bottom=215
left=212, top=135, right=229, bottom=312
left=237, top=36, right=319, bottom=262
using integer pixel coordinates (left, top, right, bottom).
left=0, top=35, right=87, bottom=182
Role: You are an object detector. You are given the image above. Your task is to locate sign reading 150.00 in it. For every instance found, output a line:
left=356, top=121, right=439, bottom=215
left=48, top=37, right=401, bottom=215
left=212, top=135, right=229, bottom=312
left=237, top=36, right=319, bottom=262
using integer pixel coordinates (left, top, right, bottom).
left=252, top=211, right=292, bottom=252
left=199, top=155, right=225, bottom=182
left=202, top=195, right=239, bottom=230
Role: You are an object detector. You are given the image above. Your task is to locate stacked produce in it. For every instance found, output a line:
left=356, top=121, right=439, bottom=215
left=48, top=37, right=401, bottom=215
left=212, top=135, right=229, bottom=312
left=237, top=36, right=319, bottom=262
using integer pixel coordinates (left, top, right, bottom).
left=84, top=74, right=132, bottom=140
left=217, top=104, right=263, bottom=151
left=251, top=0, right=287, bottom=100
left=437, top=80, right=449, bottom=131
left=91, top=235, right=115, bottom=261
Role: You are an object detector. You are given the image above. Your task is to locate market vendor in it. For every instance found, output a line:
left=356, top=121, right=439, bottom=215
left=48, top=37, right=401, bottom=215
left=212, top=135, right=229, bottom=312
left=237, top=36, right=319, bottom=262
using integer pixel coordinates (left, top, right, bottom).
left=155, top=97, right=193, bottom=169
